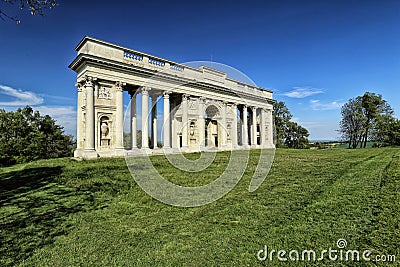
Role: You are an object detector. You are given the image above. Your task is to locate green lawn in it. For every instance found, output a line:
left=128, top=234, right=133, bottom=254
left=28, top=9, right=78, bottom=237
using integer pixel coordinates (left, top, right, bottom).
left=1, top=148, right=399, bottom=266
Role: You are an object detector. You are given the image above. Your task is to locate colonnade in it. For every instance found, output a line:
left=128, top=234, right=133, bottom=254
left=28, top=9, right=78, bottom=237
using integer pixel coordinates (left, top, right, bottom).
left=71, top=36, right=275, bottom=159
left=125, top=87, right=273, bottom=152
left=77, top=78, right=273, bottom=157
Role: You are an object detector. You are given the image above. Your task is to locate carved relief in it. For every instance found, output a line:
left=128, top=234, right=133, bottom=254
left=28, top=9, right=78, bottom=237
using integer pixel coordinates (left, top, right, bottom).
left=189, top=98, right=196, bottom=110
left=98, top=86, right=111, bottom=99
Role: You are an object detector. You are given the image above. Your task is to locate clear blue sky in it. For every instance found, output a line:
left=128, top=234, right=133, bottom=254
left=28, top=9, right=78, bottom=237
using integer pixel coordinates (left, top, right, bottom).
left=0, top=0, right=399, bottom=140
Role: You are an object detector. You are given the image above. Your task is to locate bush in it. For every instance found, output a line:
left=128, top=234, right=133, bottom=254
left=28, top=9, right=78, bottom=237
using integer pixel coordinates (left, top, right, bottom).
left=0, top=106, right=74, bottom=165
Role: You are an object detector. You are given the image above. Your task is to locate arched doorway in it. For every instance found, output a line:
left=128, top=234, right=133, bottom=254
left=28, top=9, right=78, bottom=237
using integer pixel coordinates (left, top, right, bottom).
left=205, top=105, right=220, bottom=148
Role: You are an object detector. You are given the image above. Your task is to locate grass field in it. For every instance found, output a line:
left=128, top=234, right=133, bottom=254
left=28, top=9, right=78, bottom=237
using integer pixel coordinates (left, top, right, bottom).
left=1, top=148, right=399, bottom=266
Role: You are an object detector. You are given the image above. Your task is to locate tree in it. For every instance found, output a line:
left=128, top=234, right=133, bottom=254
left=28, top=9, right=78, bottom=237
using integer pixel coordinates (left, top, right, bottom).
left=0, top=0, right=57, bottom=24
left=284, top=121, right=310, bottom=149
left=273, top=101, right=292, bottom=147
left=0, top=106, right=74, bottom=165
left=273, top=101, right=309, bottom=148
left=374, top=115, right=400, bottom=146
left=340, top=97, right=365, bottom=148
left=360, top=92, right=393, bottom=148
left=340, top=92, right=395, bottom=148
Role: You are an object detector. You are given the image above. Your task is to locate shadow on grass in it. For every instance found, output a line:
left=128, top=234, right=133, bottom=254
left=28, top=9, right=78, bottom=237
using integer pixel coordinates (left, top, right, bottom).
left=0, top=166, right=95, bottom=266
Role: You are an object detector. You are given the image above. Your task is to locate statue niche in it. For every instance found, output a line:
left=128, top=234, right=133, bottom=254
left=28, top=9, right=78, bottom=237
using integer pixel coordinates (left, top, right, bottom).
left=205, top=105, right=220, bottom=148
left=99, top=116, right=111, bottom=148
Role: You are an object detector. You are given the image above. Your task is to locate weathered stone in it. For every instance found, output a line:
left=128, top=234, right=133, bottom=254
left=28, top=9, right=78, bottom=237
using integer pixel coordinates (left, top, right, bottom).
left=69, top=37, right=275, bottom=158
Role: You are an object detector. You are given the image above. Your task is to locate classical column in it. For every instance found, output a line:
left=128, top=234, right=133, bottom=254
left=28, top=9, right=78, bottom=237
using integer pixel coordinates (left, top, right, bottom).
left=232, top=104, right=238, bottom=148
left=84, top=76, right=95, bottom=152
left=252, top=107, right=257, bottom=146
left=181, top=94, right=188, bottom=148
left=260, top=108, right=266, bottom=147
left=171, top=99, right=178, bottom=149
left=151, top=95, right=158, bottom=149
left=198, top=97, right=205, bottom=150
left=221, top=101, right=227, bottom=148
left=242, top=105, right=248, bottom=147
left=75, top=82, right=83, bottom=152
left=115, top=81, right=125, bottom=151
left=141, top=87, right=150, bottom=149
left=267, top=108, right=274, bottom=148
left=163, top=91, right=171, bottom=149
left=130, top=92, right=137, bottom=149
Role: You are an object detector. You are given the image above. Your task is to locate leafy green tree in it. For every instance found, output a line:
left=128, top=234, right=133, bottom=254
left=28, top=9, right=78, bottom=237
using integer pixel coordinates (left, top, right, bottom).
left=284, top=121, right=309, bottom=149
left=374, top=115, right=400, bottom=146
left=0, top=106, right=74, bottom=165
left=360, top=92, right=393, bottom=148
left=340, top=92, right=395, bottom=148
left=273, top=101, right=309, bottom=148
left=0, top=0, right=57, bottom=24
left=273, top=101, right=292, bottom=147
left=340, top=97, right=365, bottom=148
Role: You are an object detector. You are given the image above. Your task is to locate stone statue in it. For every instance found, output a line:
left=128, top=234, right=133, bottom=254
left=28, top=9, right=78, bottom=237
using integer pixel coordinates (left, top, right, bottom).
left=101, top=122, right=109, bottom=137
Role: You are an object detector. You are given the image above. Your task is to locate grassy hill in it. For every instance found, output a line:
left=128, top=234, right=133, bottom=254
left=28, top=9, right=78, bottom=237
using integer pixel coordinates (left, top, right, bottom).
left=1, top=148, right=399, bottom=266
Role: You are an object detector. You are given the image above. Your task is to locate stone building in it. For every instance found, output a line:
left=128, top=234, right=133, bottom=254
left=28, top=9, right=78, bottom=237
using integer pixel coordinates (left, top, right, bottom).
left=69, top=37, right=275, bottom=159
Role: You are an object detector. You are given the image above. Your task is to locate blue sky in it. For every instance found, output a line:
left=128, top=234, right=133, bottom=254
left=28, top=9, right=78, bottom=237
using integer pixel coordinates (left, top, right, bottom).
left=0, top=0, right=399, bottom=140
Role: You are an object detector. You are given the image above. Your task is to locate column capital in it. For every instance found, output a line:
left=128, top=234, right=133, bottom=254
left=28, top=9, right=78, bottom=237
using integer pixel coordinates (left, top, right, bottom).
left=75, top=82, right=83, bottom=92
left=182, top=94, right=189, bottom=101
left=141, top=86, right=151, bottom=95
left=163, top=91, right=171, bottom=98
left=252, top=106, right=257, bottom=111
left=115, top=81, right=126, bottom=92
left=84, top=76, right=96, bottom=87
left=198, top=96, right=207, bottom=104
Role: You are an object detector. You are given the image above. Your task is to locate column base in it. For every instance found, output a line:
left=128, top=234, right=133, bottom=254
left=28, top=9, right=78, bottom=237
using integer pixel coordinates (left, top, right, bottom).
left=180, top=146, right=190, bottom=153
left=261, top=144, right=276, bottom=149
left=74, top=148, right=83, bottom=158
left=114, top=147, right=125, bottom=157
left=162, top=147, right=174, bottom=154
left=81, top=149, right=98, bottom=159
left=140, top=147, right=152, bottom=155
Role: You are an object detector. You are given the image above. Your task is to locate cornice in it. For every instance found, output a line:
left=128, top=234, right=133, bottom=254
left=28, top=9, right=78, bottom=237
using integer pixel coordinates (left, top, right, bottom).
left=69, top=54, right=275, bottom=105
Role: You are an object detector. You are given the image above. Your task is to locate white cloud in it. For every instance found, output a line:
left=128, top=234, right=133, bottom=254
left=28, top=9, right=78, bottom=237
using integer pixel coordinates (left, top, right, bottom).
left=310, top=99, right=344, bottom=111
left=0, top=84, right=44, bottom=106
left=35, top=106, right=77, bottom=136
left=0, top=85, right=76, bottom=136
left=283, top=86, right=324, bottom=98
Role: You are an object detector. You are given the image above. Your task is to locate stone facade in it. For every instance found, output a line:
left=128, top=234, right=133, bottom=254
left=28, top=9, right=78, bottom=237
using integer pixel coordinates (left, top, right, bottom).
left=69, top=37, right=275, bottom=159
